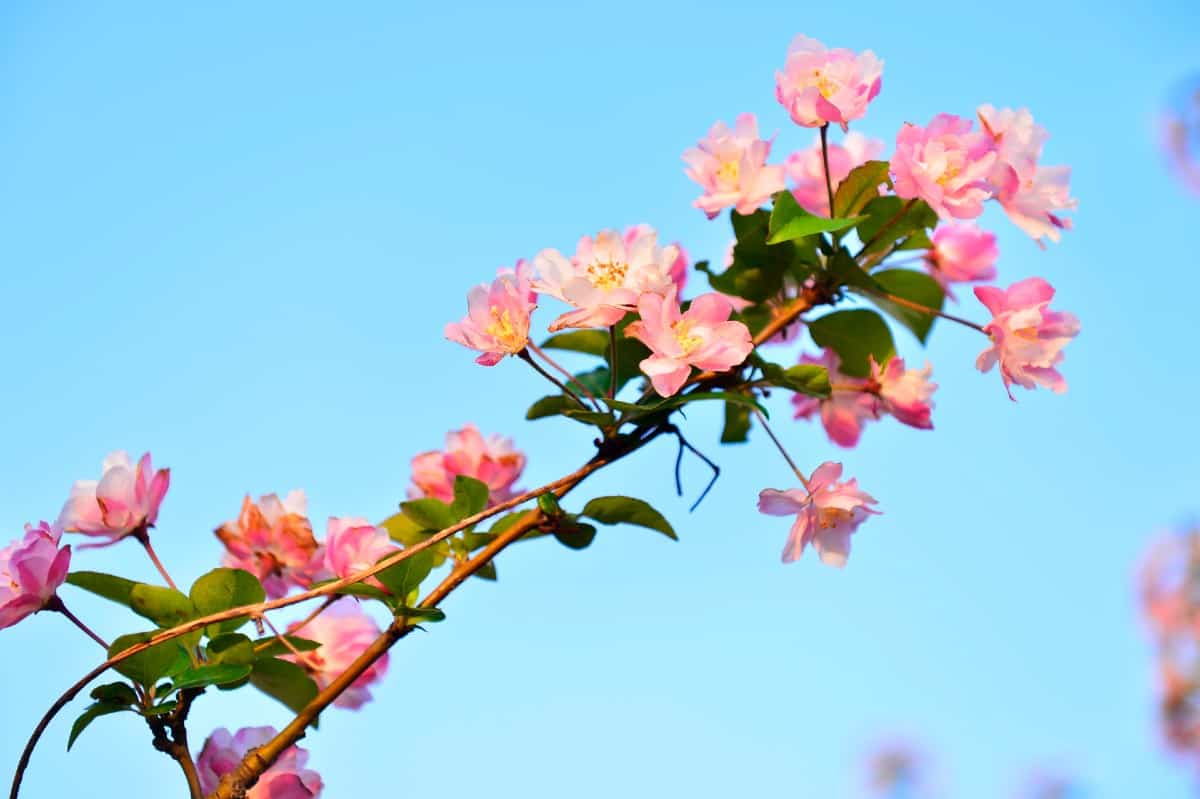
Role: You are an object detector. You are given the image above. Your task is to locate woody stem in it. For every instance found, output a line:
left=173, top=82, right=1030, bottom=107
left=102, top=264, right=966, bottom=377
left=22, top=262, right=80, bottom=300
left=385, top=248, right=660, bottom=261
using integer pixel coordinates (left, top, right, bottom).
left=820, top=123, right=837, bottom=218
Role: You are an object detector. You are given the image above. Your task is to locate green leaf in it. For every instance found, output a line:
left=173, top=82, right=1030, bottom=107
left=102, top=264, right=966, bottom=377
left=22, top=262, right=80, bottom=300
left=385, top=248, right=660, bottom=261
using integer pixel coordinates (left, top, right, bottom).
left=107, top=632, right=190, bottom=687
left=379, top=511, right=428, bottom=546
left=65, top=571, right=138, bottom=608
left=867, top=269, right=946, bottom=343
left=130, top=584, right=195, bottom=628
left=540, top=330, right=608, bottom=356
left=376, top=548, right=436, bottom=601
left=573, top=366, right=612, bottom=397
left=68, top=702, right=131, bottom=750
left=580, top=497, right=677, bottom=541
left=189, top=568, right=266, bottom=636
left=780, top=364, right=832, bottom=397
left=89, top=682, right=138, bottom=706
left=808, top=309, right=896, bottom=378
left=826, top=249, right=882, bottom=293
left=399, top=498, right=457, bottom=531
left=553, top=520, right=598, bottom=550
left=394, top=606, right=446, bottom=622
left=207, top=633, right=256, bottom=665
left=473, top=561, right=498, bottom=581
left=252, top=635, right=321, bottom=658
left=832, top=160, right=892, bottom=218
left=526, top=394, right=573, bottom=420
left=855, top=196, right=938, bottom=257
left=768, top=190, right=862, bottom=244
left=169, top=663, right=253, bottom=693
left=450, top=476, right=489, bottom=520
left=698, top=210, right=789, bottom=302
left=249, top=658, right=319, bottom=718
left=640, top=390, right=768, bottom=420
left=720, top=401, right=752, bottom=444
left=141, top=701, right=178, bottom=717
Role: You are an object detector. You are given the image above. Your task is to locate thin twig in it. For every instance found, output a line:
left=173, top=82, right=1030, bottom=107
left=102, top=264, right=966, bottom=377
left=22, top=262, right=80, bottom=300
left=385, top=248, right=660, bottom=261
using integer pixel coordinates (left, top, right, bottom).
left=607, top=326, right=618, bottom=399
left=864, top=289, right=986, bottom=334
left=47, top=598, right=108, bottom=649
left=135, top=530, right=177, bottom=590
left=527, top=342, right=603, bottom=410
left=855, top=198, right=915, bottom=260
left=819, top=124, right=837, bottom=218
left=752, top=408, right=810, bottom=492
left=517, top=349, right=590, bottom=410
left=666, top=424, right=720, bottom=512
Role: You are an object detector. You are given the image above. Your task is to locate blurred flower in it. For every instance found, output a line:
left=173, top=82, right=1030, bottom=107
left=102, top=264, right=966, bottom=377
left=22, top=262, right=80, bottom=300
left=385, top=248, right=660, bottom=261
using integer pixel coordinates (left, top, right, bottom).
left=927, top=223, right=998, bottom=295
left=533, top=228, right=679, bottom=331
left=624, top=288, right=753, bottom=397
left=786, top=131, right=885, bottom=216
left=890, top=114, right=997, bottom=220
left=758, top=461, right=880, bottom=566
left=870, top=356, right=936, bottom=431
left=863, top=739, right=928, bottom=797
left=682, top=114, right=787, bottom=219
left=323, top=517, right=395, bottom=585
left=215, top=491, right=321, bottom=599
left=791, top=349, right=881, bottom=448
left=445, top=262, right=537, bottom=366
left=0, top=522, right=71, bottom=630
left=285, top=599, right=389, bottom=710
left=57, top=451, right=169, bottom=543
left=974, top=278, right=1080, bottom=397
left=1161, top=74, right=1200, bottom=193
left=775, top=35, right=883, bottom=130
left=197, top=726, right=322, bottom=798
left=409, top=424, right=525, bottom=505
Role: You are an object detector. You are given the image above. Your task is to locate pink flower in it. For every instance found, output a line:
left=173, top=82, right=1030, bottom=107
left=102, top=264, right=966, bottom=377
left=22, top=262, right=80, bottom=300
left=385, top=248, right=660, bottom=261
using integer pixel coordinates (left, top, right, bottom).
left=775, top=35, right=883, bottom=130
left=890, top=114, right=998, bottom=220
left=197, top=726, right=322, bottom=799
left=785, top=131, right=885, bottom=216
left=0, top=522, right=71, bottom=630
left=682, top=114, right=787, bottom=219
left=624, top=288, right=753, bottom=397
left=445, top=262, right=538, bottom=366
left=284, top=599, right=389, bottom=710
left=57, top=451, right=170, bottom=543
left=625, top=224, right=688, bottom=294
left=977, top=105, right=1076, bottom=244
left=791, top=349, right=880, bottom=448
left=323, top=517, right=396, bottom=584
left=215, top=492, right=320, bottom=599
left=409, top=424, right=526, bottom=505
left=533, top=228, right=680, bottom=331
left=758, top=462, right=880, bottom=566
left=927, top=223, right=998, bottom=294
left=869, top=356, right=936, bottom=430
left=974, top=278, right=1080, bottom=397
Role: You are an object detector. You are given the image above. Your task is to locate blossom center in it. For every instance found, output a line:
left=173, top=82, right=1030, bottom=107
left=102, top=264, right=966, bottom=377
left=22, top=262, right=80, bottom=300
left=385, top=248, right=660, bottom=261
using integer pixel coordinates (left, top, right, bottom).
left=816, top=506, right=852, bottom=529
left=812, top=68, right=839, bottom=99
left=716, top=159, right=741, bottom=186
left=484, top=307, right=525, bottom=351
left=672, top=319, right=703, bottom=355
left=586, top=260, right=629, bottom=291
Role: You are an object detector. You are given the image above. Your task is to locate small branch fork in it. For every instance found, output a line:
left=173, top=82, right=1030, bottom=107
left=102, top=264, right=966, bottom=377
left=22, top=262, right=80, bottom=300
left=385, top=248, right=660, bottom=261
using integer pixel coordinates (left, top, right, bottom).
left=10, top=295, right=819, bottom=799
left=147, top=689, right=204, bottom=799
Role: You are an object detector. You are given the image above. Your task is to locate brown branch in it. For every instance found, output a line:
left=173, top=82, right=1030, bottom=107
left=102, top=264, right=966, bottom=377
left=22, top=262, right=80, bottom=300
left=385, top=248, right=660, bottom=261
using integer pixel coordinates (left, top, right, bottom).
left=147, top=689, right=203, bottom=799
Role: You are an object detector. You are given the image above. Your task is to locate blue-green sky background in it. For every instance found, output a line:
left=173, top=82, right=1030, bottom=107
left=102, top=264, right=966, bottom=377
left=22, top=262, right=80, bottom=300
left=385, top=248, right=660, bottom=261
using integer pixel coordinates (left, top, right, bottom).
left=2, top=3, right=1198, bottom=797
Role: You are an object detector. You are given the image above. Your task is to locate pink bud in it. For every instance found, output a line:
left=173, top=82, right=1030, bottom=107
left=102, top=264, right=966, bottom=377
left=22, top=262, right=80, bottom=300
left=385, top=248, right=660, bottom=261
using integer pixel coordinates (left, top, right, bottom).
left=57, top=451, right=170, bottom=543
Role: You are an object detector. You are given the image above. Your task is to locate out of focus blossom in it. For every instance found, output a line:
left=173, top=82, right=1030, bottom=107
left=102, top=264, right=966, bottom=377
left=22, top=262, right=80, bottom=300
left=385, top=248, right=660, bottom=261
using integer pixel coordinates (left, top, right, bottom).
left=891, top=114, right=997, bottom=220
left=409, top=424, right=525, bottom=505
left=1161, top=74, right=1200, bottom=193
left=215, top=491, right=320, bottom=599
left=974, top=278, right=1080, bottom=397
left=284, top=599, right=389, bottom=710
left=758, top=461, right=879, bottom=566
left=785, top=131, right=885, bottom=216
left=323, top=517, right=395, bottom=584
left=57, top=451, right=169, bottom=543
left=625, top=224, right=688, bottom=294
left=870, top=356, right=936, bottom=430
left=775, top=35, right=883, bottom=130
left=445, top=263, right=537, bottom=366
left=791, top=349, right=880, bottom=448
left=0, top=522, right=71, bottom=630
left=863, top=739, right=928, bottom=797
left=197, top=726, right=322, bottom=798
left=533, top=228, right=679, bottom=330
left=682, top=114, right=786, bottom=219
left=624, top=289, right=753, bottom=397
left=927, top=223, right=998, bottom=294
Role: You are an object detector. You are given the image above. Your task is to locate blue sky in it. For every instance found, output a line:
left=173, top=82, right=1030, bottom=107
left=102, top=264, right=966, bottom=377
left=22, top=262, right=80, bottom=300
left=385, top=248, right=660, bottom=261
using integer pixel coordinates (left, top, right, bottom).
left=2, top=2, right=1198, bottom=797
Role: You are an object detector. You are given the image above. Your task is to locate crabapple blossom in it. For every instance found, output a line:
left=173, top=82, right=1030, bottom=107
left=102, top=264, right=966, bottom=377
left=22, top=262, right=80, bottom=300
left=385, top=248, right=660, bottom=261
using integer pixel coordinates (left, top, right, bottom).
left=445, top=262, right=537, bottom=366
left=890, top=114, right=997, bottom=220
left=624, top=288, right=753, bottom=397
left=757, top=461, right=880, bottom=566
left=775, top=35, right=883, bottom=130
left=625, top=224, right=688, bottom=293
left=791, top=349, right=880, bottom=448
left=682, top=113, right=787, bottom=219
left=57, top=451, right=169, bottom=543
left=215, top=491, right=321, bottom=599
left=927, top=223, right=998, bottom=294
left=0, top=522, right=71, bottom=630
left=785, top=131, right=884, bottom=216
left=869, top=356, right=936, bottom=430
left=197, top=726, right=322, bottom=799
left=533, top=228, right=679, bottom=331
left=284, top=599, right=389, bottom=710
left=409, top=423, right=525, bottom=504
left=974, top=278, right=1080, bottom=397
left=323, top=517, right=395, bottom=584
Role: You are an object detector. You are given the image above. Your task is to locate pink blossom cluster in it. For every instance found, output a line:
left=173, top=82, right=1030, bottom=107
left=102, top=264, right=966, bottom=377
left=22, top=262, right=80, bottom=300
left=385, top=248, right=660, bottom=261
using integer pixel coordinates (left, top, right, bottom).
left=409, top=423, right=526, bottom=504
left=197, top=726, right=323, bottom=798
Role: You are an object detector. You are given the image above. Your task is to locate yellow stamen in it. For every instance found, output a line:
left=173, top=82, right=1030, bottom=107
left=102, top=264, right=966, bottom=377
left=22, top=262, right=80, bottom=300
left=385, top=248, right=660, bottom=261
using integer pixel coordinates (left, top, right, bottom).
left=586, top=260, right=629, bottom=291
